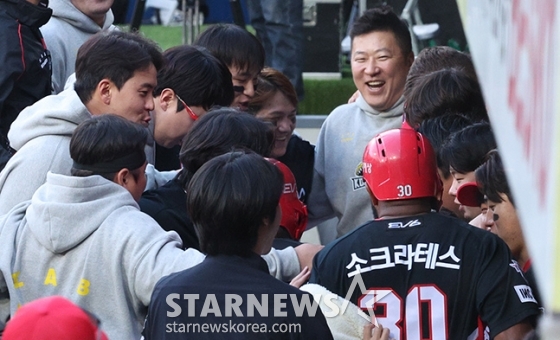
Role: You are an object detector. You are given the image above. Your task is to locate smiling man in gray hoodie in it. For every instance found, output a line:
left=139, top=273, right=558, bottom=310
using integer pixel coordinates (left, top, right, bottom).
left=306, top=7, right=414, bottom=237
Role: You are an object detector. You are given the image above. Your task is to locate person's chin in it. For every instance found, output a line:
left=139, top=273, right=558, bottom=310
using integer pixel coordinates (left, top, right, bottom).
left=362, top=95, right=390, bottom=111
left=271, top=145, right=288, bottom=159
left=234, top=102, right=249, bottom=111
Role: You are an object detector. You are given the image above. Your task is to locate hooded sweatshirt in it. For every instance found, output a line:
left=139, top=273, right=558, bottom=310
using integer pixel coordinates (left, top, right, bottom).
left=307, top=94, right=404, bottom=237
left=0, top=89, right=90, bottom=215
left=40, top=0, right=115, bottom=94
left=0, top=88, right=179, bottom=214
left=0, top=173, right=300, bottom=337
left=0, top=173, right=206, bottom=339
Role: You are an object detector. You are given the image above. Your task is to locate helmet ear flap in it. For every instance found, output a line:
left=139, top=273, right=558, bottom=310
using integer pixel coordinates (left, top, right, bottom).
left=366, top=185, right=379, bottom=207
left=362, top=128, right=441, bottom=202
left=265, top=158, right=308, bottom=241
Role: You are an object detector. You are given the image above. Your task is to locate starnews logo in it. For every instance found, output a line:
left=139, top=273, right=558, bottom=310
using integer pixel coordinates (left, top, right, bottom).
left=165, top=274, right=374, bottom=321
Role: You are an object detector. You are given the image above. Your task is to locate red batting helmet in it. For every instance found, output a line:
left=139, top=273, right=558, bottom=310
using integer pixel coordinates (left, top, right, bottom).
left=3, top=296, right=109, bottom=340
left=266, top=158, right=308, bottom=240
left=362, top=128, right=442, bottom=201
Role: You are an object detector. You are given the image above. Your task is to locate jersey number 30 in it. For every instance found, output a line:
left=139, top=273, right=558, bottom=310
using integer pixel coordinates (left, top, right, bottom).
left=358, top=285, right=448, bottom=340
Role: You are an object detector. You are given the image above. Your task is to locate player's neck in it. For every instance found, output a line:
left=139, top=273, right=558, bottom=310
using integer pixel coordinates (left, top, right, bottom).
left=515, top=246, right=530, bottom=271
left=376, top=199, right=432, bottom=220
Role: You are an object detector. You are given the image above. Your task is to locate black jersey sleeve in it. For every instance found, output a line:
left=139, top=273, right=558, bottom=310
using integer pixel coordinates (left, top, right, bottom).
left=475, top=233, right=540, bottom=337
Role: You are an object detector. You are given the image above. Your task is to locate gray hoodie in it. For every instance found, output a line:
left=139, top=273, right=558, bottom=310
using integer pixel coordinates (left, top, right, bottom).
left=0, top=88, right=176, bottom=215
left=0, top=89, right=90, bottom=215
left=0, top=173, right=300, bottom=339
left=0, top=173, right=206, bottom=339
left=307, top=94, right=405, bottom=237
left=40, top=0, right=116, bottom=93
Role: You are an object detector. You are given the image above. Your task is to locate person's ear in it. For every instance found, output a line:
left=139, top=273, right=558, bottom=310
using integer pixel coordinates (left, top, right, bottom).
left=261, top=216, right=271, bottom=229
left=261, top=210, right=281, bottom=232
left=406, top=51, right=415, bottom=67
left=97, top=78, right=113, bottom=105
left=159, top=88, right=176, bottom=112
left=113, top=168, right=132, bottom=188
left=435, top=189, right=443, bottom=203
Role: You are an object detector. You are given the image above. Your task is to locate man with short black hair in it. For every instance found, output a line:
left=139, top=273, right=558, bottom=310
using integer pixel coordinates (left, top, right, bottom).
left=404, top=67, right=488, bottom=128
left=311, top=128, right=540, bottom=339
left=0, top=114, right=205, bottom=339
left=144, top=150, right=333, bottom=339
left=148, top=44, right=234, bottom=170
left=194, top=24, right=265, bottom=112
left=0, top=115, right=304, bottom=339
left=458, top=150, right=542, bottom=306
left=0, top=30, right=162, bottom=215
left=416, top=113, right=473, bottom=218
left=307, top=6, right=414, bottom=237
left=438, top=122, right=497, bottom=223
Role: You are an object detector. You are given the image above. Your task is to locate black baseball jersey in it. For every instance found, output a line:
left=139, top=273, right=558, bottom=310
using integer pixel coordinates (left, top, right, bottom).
left=310, top=212, right=540, bottom=339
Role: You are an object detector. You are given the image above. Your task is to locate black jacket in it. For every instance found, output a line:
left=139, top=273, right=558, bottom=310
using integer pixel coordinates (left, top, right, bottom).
left=140, top=177, right=306, bottom=252
left=0, top=0, right=52, bottom=141
left=144, top=254, right=334, bottom=339
left=139, top=177, right=200, bottom=250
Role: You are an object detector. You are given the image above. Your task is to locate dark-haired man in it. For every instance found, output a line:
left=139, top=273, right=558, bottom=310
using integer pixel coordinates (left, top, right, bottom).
left=416, top=113, right=472, bottom=218
left=0, top=115, right=204, bottom=339
left=0, top=115, right=310, bottom=339
left=140, top=108, right=273, bottom=250
left=194, top=23, right=265, bottom=112
left=149, top=44, right=234, bottom=170
left=311, top=128, right=540, bottom=339
left=144, top=150, right=333, bottom=339
left=307, top=6, right=414, bottom=237
left=404, top=68, right=488, bottom=128
left=438, top=122, right=497, bottom=225
left=458, top=150, right=542, bottom=306
left=0, top=30, right=162, bottom=215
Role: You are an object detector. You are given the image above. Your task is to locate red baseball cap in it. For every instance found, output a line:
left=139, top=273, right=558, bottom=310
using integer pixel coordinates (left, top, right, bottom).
left=456, top=182, right=485, bottom=207
left=3, top=296, right=108, bottom=340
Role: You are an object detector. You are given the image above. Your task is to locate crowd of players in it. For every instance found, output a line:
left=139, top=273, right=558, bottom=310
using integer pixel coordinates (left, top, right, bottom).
left=0, top=1, right=541, bottom=339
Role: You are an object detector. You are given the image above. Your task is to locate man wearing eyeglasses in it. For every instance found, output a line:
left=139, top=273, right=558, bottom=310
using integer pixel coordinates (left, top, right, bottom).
left=147, top=44, right=234, bottom=171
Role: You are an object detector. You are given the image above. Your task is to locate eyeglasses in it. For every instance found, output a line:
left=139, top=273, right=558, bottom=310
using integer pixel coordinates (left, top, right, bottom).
left=176, top=94, right=199, bottom=121
left=232, top=83, right=258, bottom=94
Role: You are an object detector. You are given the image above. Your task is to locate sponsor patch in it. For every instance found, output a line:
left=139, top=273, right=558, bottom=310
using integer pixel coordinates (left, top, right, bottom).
left=514, top=285, right=537, bottom=303
left=388, top=219, right=421, bottom=229
left=351, top=177, right=366, bottom=191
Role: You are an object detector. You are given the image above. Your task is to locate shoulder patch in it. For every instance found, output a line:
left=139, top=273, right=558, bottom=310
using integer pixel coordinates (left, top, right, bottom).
left=514, top=285, right=537, bottom=304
